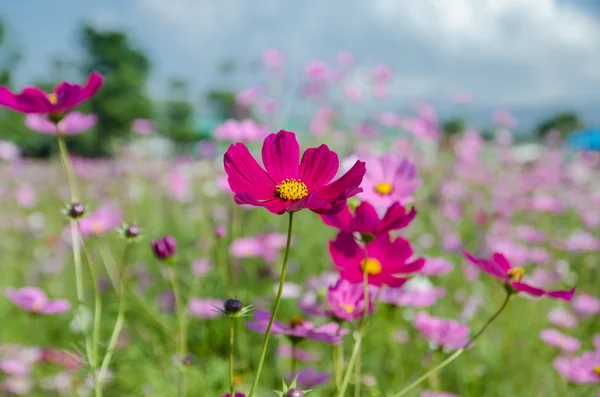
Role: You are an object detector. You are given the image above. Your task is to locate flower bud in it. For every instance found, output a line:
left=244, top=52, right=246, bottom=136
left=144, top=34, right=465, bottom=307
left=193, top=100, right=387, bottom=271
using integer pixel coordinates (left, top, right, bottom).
left=151, top=236, right=177, bottom=262
left=125, top=224, right=141, bottom=239
left=68, top=202, right=86, bottom=219
left=286, top=389, right=305, bottom=397
left=224, top=298, right=243, bottom=315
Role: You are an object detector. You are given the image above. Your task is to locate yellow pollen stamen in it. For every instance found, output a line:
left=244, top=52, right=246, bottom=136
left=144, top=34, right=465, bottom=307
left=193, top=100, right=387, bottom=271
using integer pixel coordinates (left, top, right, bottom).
left=275, top=178, right=308, bottom=201
left=507, top=267, right=525, bottom=282
left=593, top=365, right=600, bottom=376
left=91, top=221, right=106, bottom=235
left=47, top=93, right=58, bottom=105
left=289, top=316, right=304, bottom=328
left=375, top=182, right=393, bottom=196
left=361, top=258, right=382, bottom=276
left=342, top=304, right=355, bottom=313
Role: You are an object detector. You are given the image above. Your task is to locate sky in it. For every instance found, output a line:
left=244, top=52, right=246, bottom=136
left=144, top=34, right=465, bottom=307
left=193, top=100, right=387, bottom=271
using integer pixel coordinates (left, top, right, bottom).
left=2, top=0, right=600, bottom=128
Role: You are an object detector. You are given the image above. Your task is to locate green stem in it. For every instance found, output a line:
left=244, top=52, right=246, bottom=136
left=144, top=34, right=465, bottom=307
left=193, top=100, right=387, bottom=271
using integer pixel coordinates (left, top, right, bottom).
left=291, top=343, right=297, bottom=375
left=229, top=318, right=235, bottom=397
left=247, top=211, right=295, bottom=397
left=391, top=292, right=513, bottom=397
left=170, top=266, right=188, bottom=397
left=336, top=331, right=362, bottom=397
left=97, top=244, right=133, bottom=391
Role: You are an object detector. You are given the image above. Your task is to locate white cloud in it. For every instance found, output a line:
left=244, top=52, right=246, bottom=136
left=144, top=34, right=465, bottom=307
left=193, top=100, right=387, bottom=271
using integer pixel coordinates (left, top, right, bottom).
left=135, top=0, right=600, bottom=121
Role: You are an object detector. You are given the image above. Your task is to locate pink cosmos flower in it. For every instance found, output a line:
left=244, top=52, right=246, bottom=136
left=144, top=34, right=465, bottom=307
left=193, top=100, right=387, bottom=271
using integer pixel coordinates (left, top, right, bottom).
left=321, top=201, right=416, bottom=238
left=16, top=185, right=36, bottom=209
left=246, top=310, right=347, bottom=344
left=0, top=72, right=103, bottom=114
left=463, top=251, right=575, bottom=301
left=188, top=298, right=222, bottom=319
left=190, top=259, right=213, bottom=277
left=78, top=203, right=123, bottom=237
left=548, top=307, right=578, bottom=329
left=236, top=86, right=260, bottom=107
left=277, top=345, right=320, bottom=362
left=491, top=109, right=517, bottom=129
left=344, top=85, right=363, bottom=103
left=305, top=60, right=329, bottom=79
left=330, top=232, right=424, bottom=287
left=337, top=51, right=355, bottom=67
left=399, top=103, right=440, bottom=141
left=572, top=293, right=600, bottom=317
left=554, top=350, right=600, bottom=384
left=24, top=112, right=97, bottom=135
left=0, top=141, right=20, bottom=162
left=0, top=359, right=30, bottom=377
left=299, top=272, right=340, bottom=317
left=421, top=257, right=454, bottom=276
left=214, top=119, right=268, bottom=142
left=290, top=367, right=331, bottom=389
left=230, top=233, right=288, bottom=264
left=378, top=278, right=446, bottom=308
left=221, top=394, right=245, bottom=397
left=414, top=311, right=470, bottom=350
left=327, top=279, right=374, bottom=322
left=371, top=64, right=392, bottom=81
left=540, top=329, right=581, bottom=352
left=224, top=130, right=365, bottom=215
left=263, top=48, right=284, bottom=70
left=131, top=118, right=154, bottom=135
left=6, top=287, right=70, bottom=314
left=359, top=154, right=422, bottom=207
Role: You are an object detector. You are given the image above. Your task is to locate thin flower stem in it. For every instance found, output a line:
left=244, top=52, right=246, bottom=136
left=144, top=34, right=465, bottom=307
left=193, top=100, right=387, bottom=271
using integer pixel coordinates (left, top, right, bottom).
left=291, top=343, right=297, bottom=375
left=336, top=331, right=362, bottom=397
left=56, top=134, right=93, bottom=372
left=247, top=211, right=295, bottom=397
left=97, top=243, right=133, bottom=391
left=229, top=318, right=235, bottom=397
left=391, top=292, right=513, bottom=397
left=170, top=266, right=188, bottom=397
left=78, top=232, right=102, bottom=397
left=333, top=345, right=341, bottom=389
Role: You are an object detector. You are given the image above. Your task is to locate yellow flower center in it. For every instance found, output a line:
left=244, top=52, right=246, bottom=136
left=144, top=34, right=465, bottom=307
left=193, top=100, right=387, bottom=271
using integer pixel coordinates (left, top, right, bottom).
left=32, top=299, right=45, bottom=312
left=375, top=182, right=393, bottom=196
left=275, top=178, right=308, bottom=201
left=507, top=267, right=525, bottom=282
left=361, top=258, right=382, bottom=276
left=594, top=365, right=600, bottom=376
left=47, top=93, right=58, bottom=105
left=342, top=304, right=355, bottom=313
left=289, top=316, right=304, bottom=328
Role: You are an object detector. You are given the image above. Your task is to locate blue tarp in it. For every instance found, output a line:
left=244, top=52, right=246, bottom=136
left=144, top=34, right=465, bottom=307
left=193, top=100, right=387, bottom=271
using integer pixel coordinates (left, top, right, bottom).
left=566, top=128, right=600, bottom=151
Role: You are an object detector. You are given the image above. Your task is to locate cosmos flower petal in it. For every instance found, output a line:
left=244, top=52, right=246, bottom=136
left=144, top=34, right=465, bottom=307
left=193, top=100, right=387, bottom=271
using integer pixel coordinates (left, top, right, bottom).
left=54, top=83, right=82, bottom=109
left=41, top=299, right=71, bottom=314
left=24, top=114, right=57, bottom=134
left=224, top=143, right=276, bottom=200
left=81, top=71, right=104, bottom=100
left=329, top=232, right=363, bottom=270
left=492, top=253, right=512, bottom=272
left=299, top=144, right=339, bottom=189
left=261, top=130, right=299, bottom=183
left=316, top=160, right=366, bottom=202
left=462, top=251, right=507, bottom=280
left=320, top=204, right=353, bottom=232
left=511, top=282, right=547, bottom=297
left=379, top=203, right=417, bottom=233
left=548, top=288, right=576, bottom=302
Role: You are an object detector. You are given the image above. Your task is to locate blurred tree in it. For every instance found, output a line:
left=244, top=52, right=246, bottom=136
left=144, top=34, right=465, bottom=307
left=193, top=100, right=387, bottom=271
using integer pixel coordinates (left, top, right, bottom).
left=160, top=78, right=197, bottom=150
left=73, top=25, right=153, bottom=156
left=205, top=90, right=250, bottom=120
left=536, top=111, right=584, bottom=139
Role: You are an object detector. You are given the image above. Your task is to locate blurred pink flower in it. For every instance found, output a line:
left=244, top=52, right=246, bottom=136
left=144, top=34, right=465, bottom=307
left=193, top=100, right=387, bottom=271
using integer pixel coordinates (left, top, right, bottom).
left=277, top=345, right=320, bottom=362
left=371, top=64, right=392, bottom=81
left=191, top=259, right=212, bottom=277
left=422, top=392, right=459, bottom=397
left=25, top=112, right=97, bottom=135
left=491, top=109, right=518, bottom=129
left=452, top=92, right=473, bottom=105
left=337, top=52, right=355, bottom=67
left=0, top=359, right=30, bottom=377
left=188, top=298, right=222, bottom=319
left=359, top=154, right=422, bottom=207
left=2, top=377, right=32, bottom=395
left=540, top=329, right=581, bottom=352
left=305, top=60, right=329, bottom=79
left=309, top=108, right=334, bottom=137
left=236, top=86, right=260, bottom=107
left=215, top=119, right=268, bottom=142
left=0, top=141, right=20, bottom=162
left=529, top=194, right=563, bottom=213
left=378, top=278, right=446, bottom=308
left=344, top=84, right=363, bottom=103
left=289, top=367, right=331, bottom=389
left=6, top=287, right=70, bottom=314
left=327, top=279, right=374, bottom=322
left=230, top=233, right=289, bottom=264
left=554, top=350, right=600, bottom=384
left=562, top=230, right=600, bottom=252
left=167, top=167, right=192, bottom=203
left=572, top=293, right=600, bottom=317
left=263, top=48, right=284, bottom=70
left=131, top=118, right=154, bottom=135
left=16, top=185, right=36, bottom=209
left=78, top=203, right=123, bottom=237
left=421, top=257, right=454, bottom=276
left=394, top=329, right=410, bottom=343
left=514, top=225, right=545, bottom=244
left=414, top=311, right=470, bottom=350
left=399, top=103, right=440, bottom=141
left=548, top=307, right=578, bottom=329
left=442, top=233, right=462, bottom=251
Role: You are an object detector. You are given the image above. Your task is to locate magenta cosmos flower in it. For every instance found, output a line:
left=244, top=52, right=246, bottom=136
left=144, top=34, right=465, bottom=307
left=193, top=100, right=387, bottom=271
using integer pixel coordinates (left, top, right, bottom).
left=554, top=350, right=600, bottom=384
left=0, top=72, right=103, bottom=114
left=224, top=130, right=366, bottom=215
left=6, top=287, right=70, bottom=314
left=330, top=232, right=424, bottom=287
left=359, top=154, right=422, bottom=207
left=321, top=201, right=416, bottom=238
left=221, top=394, right=245, bottom=397
left=327, top=279, right=374, bottom=322
left=247, top=310, right=347, bottom=344
left=414, top=311, right=470, bottom=350
left=25, top=112, right=97, bottom=135
left=463, top=251, right=575, bottom=301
